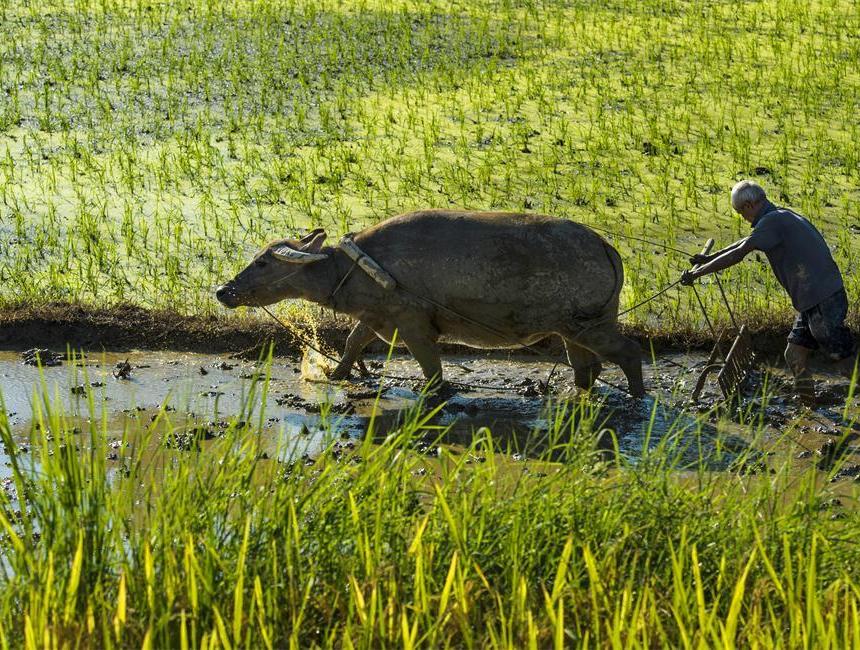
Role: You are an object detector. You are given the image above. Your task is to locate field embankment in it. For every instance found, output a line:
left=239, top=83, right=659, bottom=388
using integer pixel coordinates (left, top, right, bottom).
left=0, top=301, right=825, bottom=360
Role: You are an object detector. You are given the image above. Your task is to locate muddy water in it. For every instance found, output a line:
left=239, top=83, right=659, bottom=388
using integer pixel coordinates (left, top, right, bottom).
left=1, top=349, right=860, bottom=478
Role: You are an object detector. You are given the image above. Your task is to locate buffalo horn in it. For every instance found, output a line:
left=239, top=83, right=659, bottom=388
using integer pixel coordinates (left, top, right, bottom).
left=271, top=246, right=329, bottom=263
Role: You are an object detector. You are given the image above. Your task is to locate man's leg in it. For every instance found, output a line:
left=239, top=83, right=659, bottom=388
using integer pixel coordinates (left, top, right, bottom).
left=786, top=310, right=817, bottom=402
left=785, top=342, right=814, bottom=401
left=807, top=289, right=857, bottom=380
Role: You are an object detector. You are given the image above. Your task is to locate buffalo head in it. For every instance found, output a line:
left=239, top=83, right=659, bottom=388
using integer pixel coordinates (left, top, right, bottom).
left=215, top=229, right=329, bottom=308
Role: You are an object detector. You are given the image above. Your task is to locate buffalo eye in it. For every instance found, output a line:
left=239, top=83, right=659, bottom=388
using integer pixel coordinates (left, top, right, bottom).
left=254, top=259, right=267, bottom=268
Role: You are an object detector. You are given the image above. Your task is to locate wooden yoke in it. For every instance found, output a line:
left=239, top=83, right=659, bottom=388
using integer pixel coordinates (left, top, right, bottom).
left=339, top=235, right=397, bottom=291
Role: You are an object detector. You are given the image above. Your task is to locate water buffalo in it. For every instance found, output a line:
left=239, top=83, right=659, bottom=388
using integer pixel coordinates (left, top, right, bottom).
left=216, top=210, right=644, bottom=396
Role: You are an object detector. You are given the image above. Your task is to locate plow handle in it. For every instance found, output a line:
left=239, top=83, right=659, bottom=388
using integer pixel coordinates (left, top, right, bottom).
left=696, top=237, right=741, bottom=330
left=692, top=238, right=715, bottom=270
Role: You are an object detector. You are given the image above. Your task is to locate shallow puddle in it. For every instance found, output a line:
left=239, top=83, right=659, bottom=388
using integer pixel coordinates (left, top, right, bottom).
left=1, top=348, right=859, bottom=481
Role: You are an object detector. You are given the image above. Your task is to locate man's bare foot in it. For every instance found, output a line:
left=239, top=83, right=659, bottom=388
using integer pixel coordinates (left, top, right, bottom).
left=792, top=381, right=816, bottom=406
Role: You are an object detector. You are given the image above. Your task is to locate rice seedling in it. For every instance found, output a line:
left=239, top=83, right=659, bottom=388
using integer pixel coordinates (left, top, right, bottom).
left=0, top=0, right=857, bottom=336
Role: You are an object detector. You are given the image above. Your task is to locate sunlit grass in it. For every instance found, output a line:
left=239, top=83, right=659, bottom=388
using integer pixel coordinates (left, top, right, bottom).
left=1, top=0, right=858, bottom=335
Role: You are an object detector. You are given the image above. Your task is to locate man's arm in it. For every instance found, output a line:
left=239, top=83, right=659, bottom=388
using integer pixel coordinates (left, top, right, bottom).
left=689, top=237, right=756, bottom=279
left=690, top=237, right=749, bottom=265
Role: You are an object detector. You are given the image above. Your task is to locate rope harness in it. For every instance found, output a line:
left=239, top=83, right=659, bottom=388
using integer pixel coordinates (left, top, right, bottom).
left=259, top=227, right=709, bottom=396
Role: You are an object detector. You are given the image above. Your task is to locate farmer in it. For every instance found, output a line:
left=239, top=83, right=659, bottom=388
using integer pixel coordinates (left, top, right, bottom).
left=680, top=179, right=855, bottom=400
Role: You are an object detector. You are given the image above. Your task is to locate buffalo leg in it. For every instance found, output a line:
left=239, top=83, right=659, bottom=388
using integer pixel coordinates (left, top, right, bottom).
left=567, top=327, right=644, bottom=397
left=397, top=326, right=443, bottom=386
left=562, top=338, right=603, bottom=390
left=330, top=322, right=377, bottom=380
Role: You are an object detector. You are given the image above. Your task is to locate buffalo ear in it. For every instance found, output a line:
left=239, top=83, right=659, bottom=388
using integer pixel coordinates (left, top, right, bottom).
left=299, top=229, right=327, bottom=253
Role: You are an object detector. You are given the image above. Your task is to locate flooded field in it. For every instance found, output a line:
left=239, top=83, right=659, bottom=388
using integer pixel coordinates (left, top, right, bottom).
left=3, top=347, right=860, bottom=479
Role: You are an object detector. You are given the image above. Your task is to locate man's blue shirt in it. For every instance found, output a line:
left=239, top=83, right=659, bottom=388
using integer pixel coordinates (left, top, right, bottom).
left=747, top=200, right=844, bottom=311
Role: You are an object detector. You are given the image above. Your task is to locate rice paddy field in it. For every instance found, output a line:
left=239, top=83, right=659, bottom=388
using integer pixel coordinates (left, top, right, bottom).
left=1, top=0, right=858, bottom=329
left=2, top=0, right=860, bottom=647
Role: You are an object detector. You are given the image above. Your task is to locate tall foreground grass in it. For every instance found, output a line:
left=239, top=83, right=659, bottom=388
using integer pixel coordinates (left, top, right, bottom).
left=1, top=380, right=859, bottom=647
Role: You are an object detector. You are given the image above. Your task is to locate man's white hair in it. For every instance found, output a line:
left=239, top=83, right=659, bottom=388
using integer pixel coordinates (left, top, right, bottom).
left=731, top=180, right=767, bottom=210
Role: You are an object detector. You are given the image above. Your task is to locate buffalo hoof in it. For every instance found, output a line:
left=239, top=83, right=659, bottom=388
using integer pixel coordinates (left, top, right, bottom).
left=327, top=366, right=352, bottom=381
left=423, top=382, right=456, bottom=408
left=574, top=386, right=597, bottom=400
left=416, top=378, right=454, bottom=397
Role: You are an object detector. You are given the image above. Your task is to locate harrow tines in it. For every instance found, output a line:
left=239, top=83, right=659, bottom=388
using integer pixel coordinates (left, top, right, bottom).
left=716, top=325, right=756, bottom=398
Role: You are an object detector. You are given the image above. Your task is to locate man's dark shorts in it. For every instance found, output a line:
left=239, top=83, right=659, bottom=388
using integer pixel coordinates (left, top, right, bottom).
left=788, top=288, right=855, bottom=360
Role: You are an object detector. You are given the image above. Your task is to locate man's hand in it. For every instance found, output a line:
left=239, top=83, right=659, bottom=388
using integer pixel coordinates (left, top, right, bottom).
left=689, top=253, right=711, bottom=266
left=679, top=269, right=697, bottom=286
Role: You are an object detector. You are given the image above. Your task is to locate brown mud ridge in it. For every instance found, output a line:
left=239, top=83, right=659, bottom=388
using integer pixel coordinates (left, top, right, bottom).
left=0, top=301, right=830, bottom=360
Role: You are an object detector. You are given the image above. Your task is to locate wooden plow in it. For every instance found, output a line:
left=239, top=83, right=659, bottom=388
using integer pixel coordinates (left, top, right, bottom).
left=689, top=239, right=758, bottom=402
